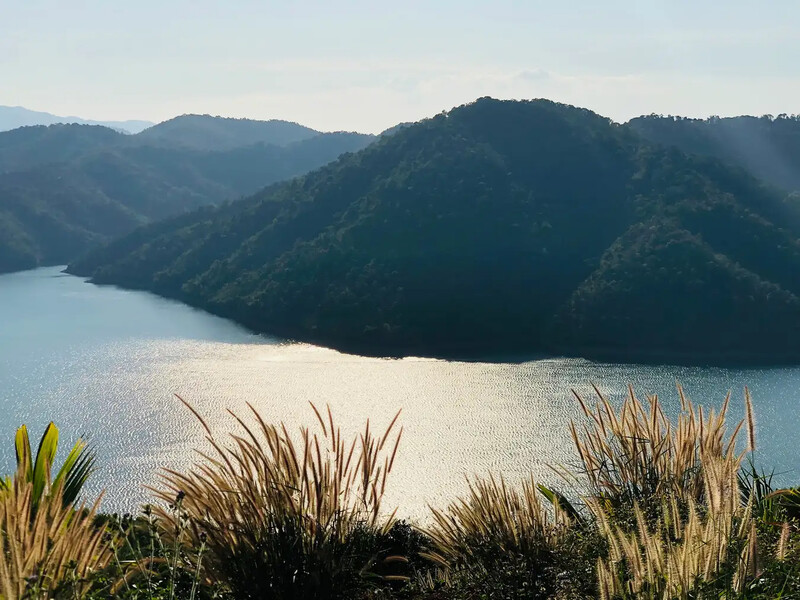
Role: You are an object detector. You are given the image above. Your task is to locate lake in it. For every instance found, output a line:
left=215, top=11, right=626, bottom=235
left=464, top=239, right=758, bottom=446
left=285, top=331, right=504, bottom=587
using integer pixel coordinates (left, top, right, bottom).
left=1, top=266, right=799, bottom=519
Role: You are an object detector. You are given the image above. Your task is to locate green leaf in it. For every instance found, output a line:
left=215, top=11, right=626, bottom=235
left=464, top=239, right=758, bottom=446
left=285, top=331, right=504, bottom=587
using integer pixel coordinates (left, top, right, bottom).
left=31, top=422, right=59, bottom=510
left=14, top=425, right=33, bottom=482
left=58, top=440, right=96, bottom=507
left=768, top=487, right=800, bottom=520
left=537, top=483, right=583, bottom=524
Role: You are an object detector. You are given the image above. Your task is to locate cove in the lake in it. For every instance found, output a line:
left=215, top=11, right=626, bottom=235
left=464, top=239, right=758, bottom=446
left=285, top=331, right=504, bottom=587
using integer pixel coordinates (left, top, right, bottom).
left=1, top=266, right=799, bottom=518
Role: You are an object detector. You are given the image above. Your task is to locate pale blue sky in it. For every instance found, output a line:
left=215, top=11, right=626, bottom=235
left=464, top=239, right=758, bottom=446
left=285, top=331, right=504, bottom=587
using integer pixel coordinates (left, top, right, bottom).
left=2, top=0, right=798, bottom=132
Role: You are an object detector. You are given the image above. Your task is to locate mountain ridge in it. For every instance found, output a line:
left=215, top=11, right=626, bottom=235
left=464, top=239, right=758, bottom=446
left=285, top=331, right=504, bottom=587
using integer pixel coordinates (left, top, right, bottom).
left=133, top=114, right=321, bottom=150
left=627, top=114, right=800, bottom=192
left=68, top=98, right=800, bottom=365
left=0, top=105, right=153, bottom=134
left=0, top=121, right=375, bottom=273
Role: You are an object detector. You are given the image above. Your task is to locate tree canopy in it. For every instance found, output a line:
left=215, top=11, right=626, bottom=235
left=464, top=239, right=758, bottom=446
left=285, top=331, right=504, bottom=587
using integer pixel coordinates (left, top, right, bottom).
left=69, top=98, right=800, bottom=364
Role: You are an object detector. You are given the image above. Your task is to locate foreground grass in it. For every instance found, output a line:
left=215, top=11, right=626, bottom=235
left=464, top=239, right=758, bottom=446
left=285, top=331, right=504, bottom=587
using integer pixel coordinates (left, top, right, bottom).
left=3, top=385, right=800, bottom=599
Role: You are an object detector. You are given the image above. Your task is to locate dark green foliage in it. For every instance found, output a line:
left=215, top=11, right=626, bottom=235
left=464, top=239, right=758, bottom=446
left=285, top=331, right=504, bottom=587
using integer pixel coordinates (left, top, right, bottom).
left=628, top=113, right=800, bottom=192
left=87, top=512, right=597, bottom=600
left=412, top=530, right=601, bottom=600
left=86, top=513, right=421, bottom=600
left=70, top=98, right=800, bottom=364
left=85, top=510, right=231, bottom=600
left=553, top=219, right=800, bottom=360
left=0, top=122, right=374, bottom=273
left=202, top=519, right=416, bottom=600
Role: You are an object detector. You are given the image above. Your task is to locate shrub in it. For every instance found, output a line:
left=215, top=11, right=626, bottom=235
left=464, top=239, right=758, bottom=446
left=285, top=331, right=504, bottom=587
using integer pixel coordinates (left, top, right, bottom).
left=592, top=455, right=753, bottom=599
left=421, top=474, right=596, bottom=599
left=89, top=506, right=229, bottom=600
left=150, top=398, right=404, bottom=599
left=425, top=474, right=573, bottom=564
left=0, top=475, right=112, bottom=598
left=569, top=384, right=751, bottom=511
left=1, top=423, right=95, bottom=515
left=571, top=386, right=800, bottom=599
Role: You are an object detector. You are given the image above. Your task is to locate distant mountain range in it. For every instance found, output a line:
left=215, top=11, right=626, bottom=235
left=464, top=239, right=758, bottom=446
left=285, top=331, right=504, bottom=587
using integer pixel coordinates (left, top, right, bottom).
left=68, top=98, right=800, bottom=364
left=0, top=105, right=154, bottom=134
left=0, top=116, right=375, bottom=273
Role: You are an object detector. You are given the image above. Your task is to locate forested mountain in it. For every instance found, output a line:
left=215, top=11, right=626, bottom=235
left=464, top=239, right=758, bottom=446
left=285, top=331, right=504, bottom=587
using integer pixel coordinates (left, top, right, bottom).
left=69, top=98, right=800, bottom=364
left=0, top=124, right=124, bottom=173
left=0, top=105, right=153, bottom=133
left=0, top=116, right=335, bottom=173
left=0, top=123, right=375, bottom=273
left=133, top=115, right=320, bottom=150
left=628, top=114, right=800, bottom=192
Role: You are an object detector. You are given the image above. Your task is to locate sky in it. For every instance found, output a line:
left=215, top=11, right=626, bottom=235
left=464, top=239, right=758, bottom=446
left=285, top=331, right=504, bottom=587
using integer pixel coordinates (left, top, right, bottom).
left=2, top=0, right=799, bottom=133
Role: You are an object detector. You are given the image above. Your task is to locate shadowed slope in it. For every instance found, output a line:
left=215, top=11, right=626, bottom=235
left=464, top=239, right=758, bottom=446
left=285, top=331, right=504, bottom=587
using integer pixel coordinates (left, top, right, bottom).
left=69, top=98, right=800, bottom=363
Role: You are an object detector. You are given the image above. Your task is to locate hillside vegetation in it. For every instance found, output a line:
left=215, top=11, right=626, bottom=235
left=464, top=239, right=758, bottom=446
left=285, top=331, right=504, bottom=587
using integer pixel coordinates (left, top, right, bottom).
left=0, top=120, right=374, bottom=273
left=628, top=113, right=800, bottom=192
left=70, top=98, right=800, bottom=363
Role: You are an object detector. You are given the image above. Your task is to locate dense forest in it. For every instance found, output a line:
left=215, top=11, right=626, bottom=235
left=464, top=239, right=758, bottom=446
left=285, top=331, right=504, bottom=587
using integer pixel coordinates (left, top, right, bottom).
left=0, top=118, right=374, bottom=273
left=628, top=113, right=800, bottom=192
left=69, top=98, right=800, bottom=364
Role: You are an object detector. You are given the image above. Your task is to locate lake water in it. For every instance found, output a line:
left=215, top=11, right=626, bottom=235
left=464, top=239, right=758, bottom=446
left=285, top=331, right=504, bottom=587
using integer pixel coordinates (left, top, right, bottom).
left=1, top=266, right=799, bottom=519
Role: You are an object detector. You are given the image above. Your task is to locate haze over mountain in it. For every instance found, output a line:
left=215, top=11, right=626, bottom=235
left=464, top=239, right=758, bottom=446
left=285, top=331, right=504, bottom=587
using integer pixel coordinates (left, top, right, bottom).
left=134, top=115, right=320, bottom=150
left=0, top=115, right=337, bottom=174
left=70, top=98, right=800, bottom=364
left=628, top=114, right=800, bottom=193
left=0, top=123, right=123, bottom=173
left=0, top=105, right=153, bottom=134
left=0, top=119, right=374, bottom=273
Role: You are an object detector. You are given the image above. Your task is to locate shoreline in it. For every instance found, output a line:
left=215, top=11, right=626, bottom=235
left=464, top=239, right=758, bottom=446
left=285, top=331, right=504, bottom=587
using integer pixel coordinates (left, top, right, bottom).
left=61, top=266, right=800, bottom=369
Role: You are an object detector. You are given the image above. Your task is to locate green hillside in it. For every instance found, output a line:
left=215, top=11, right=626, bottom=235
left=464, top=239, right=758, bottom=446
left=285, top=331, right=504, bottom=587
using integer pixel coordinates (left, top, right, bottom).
left=0, top=123, right=374, bottom=273
left=0, top=124, right=123, bottom=173
left=628, top=114, right=800, bottom=192
left=69, top=98, right=800, bottom=363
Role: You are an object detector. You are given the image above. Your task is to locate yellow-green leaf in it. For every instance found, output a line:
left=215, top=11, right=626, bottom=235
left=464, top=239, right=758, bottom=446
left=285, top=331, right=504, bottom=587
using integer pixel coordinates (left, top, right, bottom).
left=14, top=425, right=32, bottom=481
left=31, top=422, right=59, bottom=509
